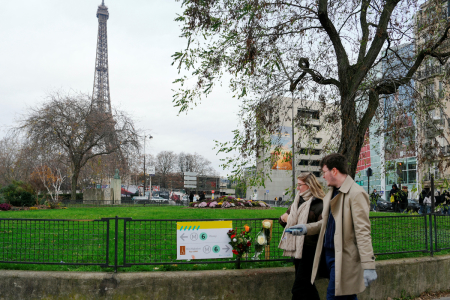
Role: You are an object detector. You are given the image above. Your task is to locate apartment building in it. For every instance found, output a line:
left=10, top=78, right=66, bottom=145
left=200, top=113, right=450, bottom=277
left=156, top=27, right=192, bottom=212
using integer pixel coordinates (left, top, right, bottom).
left=415, top=0, right=450, bottom=187
left=246, top=98, right=334, bottom=201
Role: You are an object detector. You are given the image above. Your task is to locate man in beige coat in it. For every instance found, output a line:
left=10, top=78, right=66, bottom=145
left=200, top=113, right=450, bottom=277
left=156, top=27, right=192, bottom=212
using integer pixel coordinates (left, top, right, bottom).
left=289, top=153, right=377, bottom=299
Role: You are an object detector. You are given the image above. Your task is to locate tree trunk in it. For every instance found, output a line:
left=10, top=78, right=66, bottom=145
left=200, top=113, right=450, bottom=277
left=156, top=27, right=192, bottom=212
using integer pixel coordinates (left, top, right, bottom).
left=71, top=166, right=80, bottom=201
left=338, top=94, right=367, bottom=179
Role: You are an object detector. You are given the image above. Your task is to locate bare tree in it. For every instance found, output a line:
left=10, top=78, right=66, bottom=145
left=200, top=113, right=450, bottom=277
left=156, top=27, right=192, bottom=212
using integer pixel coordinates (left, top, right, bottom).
left=17, top=91, right=140, bottom=200
left=173, top=0, right=450, bottom=178
left=177, top=152, right=218, bottom=176
left=155, top=151, right=178, bottom=188
left=33, top=163, right=66, bottom=203
left=0, top=134, right=36, bottom=186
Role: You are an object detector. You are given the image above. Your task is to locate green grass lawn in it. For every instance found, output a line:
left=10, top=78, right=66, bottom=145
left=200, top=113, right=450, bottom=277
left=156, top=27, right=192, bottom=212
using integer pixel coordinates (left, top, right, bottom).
left=0, top=207, right=447, bottom=273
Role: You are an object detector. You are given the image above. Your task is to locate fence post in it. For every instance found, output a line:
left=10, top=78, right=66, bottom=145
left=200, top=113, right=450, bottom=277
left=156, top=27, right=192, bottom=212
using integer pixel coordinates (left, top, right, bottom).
left=434, top=214, right=438, bottom=253
left=430, top=175, right=435, bottom=257
left=429, top=214, right=434, bottom=257
left=115, top=215, right=118, bottom=273
left=431, top=175, right=435, bottom=215
left=105, top=218, right=110, bottom=267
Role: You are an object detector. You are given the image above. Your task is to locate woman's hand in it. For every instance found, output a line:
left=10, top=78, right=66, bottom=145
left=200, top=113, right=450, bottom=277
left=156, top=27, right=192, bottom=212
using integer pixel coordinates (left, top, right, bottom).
left=281, top=213, right=289, bottom=223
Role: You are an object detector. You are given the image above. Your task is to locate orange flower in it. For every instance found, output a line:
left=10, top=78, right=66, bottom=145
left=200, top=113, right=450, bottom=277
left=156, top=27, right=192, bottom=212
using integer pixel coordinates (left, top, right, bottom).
left=244, top=225, right=250, bottom=233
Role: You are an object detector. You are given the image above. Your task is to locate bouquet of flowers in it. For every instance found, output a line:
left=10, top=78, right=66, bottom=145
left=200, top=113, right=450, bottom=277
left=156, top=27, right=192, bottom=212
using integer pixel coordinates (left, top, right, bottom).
left=227, top=225, right=252, bottom=268
left=253, top=220, right=272, bottom=260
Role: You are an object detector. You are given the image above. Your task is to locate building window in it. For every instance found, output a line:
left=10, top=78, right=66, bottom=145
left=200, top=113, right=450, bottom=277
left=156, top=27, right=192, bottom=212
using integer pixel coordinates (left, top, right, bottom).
left=312, top=138, right=322, bottom=144
left=426, top=83, right=435, bottom=98
left=310, top=160, right=320, bottom=166
left=299, top=148, right=321, bottom=155
left=312, top=171, right=321, bottom=177
left=298, top=109, right=320, bottom=120
left=299, top=160, right=309, bottom=166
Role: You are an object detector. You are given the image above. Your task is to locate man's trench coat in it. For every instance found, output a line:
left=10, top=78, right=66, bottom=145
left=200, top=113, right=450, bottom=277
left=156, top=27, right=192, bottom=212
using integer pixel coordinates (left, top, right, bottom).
left=306, top=175, right=376, bottom=296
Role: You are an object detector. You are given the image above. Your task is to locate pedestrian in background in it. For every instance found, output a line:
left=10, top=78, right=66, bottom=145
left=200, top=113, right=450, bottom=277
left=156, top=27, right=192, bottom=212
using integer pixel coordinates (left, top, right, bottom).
left=400, top=186, right=408, bottom=213
left=189, top=192, right=194, bottom=203
left=370, top=189, right=380, bottom=212
left=443, top=190, right=450, bottom=215
left=389, top=184, right=400, bottom=212
left=288, top=153, right=377, bottom=299
left=419, top=184, right=431, bottom=214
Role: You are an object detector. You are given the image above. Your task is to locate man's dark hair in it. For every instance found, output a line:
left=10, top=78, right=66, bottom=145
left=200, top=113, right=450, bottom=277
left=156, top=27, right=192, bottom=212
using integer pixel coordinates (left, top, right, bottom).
left=319, top=153, right=348, bottom=175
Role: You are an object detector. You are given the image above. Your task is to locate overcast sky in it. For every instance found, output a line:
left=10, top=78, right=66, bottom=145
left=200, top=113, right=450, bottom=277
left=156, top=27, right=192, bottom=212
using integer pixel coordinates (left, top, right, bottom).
left=0, top=0, right=242, bottom=176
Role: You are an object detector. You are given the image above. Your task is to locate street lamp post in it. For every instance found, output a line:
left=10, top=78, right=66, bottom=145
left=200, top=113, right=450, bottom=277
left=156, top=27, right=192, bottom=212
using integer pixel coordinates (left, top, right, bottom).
left=143, top=135, right=153, bottom=198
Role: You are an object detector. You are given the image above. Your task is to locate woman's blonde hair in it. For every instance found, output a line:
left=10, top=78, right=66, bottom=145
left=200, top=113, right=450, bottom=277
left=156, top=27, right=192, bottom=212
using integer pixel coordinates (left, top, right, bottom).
left=298, top=172, right=326, bottom=199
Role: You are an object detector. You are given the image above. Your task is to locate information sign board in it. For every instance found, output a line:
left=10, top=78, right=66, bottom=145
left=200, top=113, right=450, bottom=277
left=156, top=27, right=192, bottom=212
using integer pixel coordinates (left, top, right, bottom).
left=148, top=166, right=155, bottom=176
left=177, top=221, right=233, bottom=260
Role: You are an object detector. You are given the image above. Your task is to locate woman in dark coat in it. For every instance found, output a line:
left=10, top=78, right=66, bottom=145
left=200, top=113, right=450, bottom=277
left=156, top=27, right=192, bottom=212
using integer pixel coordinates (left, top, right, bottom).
left=278, top=173, right=326, bottom=300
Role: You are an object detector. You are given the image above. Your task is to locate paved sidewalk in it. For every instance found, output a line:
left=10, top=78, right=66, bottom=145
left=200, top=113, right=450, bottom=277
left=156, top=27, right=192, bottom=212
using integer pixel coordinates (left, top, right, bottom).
left=434, top=297, right=450, bottom=300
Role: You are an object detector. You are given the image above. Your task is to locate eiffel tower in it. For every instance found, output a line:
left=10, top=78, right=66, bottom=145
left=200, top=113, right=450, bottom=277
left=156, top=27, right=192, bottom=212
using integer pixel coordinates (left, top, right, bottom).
left=92, top=0, right=111, bottom=113
left=91, top=1, right=127, bottom=179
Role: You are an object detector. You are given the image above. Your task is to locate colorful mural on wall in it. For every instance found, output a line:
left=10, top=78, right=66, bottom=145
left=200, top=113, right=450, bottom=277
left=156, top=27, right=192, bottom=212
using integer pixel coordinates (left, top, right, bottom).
left=270, top=126, right=293, bottom=170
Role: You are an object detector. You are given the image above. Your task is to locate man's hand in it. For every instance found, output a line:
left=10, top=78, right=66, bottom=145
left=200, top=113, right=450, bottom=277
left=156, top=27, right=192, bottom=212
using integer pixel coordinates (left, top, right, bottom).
left=280, top=213, right=289, bottom=223
left=364, top=269, right=377, bottom=287
left=287, top=224, right=307, bottom=236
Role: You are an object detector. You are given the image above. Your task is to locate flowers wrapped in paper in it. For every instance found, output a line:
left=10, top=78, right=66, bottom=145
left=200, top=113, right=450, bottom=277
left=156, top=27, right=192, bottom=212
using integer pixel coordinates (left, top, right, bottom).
left=253, top=220, right=272, bottom=260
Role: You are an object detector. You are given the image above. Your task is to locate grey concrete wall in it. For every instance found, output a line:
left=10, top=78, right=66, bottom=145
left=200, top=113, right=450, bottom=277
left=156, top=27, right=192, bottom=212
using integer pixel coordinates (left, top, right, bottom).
left=83, top=189, right=113, bottom=203
left=1, top=255, right=450, bottom=299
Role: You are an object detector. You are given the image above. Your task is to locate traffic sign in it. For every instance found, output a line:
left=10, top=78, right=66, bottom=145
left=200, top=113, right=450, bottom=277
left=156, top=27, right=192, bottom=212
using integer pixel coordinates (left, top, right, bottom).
left=266, top=190, right=269, bottom=194
left=212, top=190, right=215, bottom=193
left=177, top=221, right=232, bottom=260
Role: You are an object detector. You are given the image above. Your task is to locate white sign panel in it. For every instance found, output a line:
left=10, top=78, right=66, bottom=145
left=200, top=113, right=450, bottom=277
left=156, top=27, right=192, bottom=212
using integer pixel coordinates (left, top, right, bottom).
left=184, top=172, right=198, bottom=177
left=148, top=166, right=155, bottom=176
left=177, top=221, right=233, bottom=260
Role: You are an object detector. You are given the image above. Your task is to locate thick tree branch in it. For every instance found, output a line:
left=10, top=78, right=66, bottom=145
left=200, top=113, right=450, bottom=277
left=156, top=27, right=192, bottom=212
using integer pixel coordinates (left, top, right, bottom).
left=357, top=0, right=371, bottom=64
left=355, top=0, right=401, bottom=89
left=298, top=57, right=341, bottom=88
left=317, top=0, right=350, bottom=72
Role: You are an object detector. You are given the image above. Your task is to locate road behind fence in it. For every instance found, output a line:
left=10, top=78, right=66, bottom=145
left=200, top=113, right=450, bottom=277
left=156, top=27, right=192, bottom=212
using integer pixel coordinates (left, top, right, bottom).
left=0, top=214, right=448, bottom=272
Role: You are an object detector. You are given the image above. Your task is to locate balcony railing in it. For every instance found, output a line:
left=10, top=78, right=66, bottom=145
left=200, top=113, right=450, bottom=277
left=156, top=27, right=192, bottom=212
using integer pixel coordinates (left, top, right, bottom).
left=415, top=65, right=446, bottom=80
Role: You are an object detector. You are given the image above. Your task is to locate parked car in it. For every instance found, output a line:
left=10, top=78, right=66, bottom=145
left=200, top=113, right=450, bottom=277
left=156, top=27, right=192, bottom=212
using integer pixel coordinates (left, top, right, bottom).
left=407, top=199, right=420, bottom=212
left=376, top=199, right=393, bottom=211
left=132, top=195, right=149, bottom=201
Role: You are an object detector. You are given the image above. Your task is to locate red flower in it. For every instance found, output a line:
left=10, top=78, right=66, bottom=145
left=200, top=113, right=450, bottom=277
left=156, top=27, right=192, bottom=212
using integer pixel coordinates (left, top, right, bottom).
left=247, top=241, right=251, bottom=246
left=230, top=234, right=236, bottom=239
left=239, top=244, right=242, bottom=248
left=232, top=249, right=238, bottom=255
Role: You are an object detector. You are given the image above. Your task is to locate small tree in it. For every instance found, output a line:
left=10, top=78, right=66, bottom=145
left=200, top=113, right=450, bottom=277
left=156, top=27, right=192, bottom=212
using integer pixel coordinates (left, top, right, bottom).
left=32, top=164, right=65, bottom=203
left=18, top=91, right=140, bottom=200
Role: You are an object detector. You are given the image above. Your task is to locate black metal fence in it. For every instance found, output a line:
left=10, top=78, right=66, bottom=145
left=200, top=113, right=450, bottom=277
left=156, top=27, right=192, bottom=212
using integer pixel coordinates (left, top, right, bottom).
left=0, top=214, right=449, bottom=272
left=0, top=218, right=109, bottom=266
